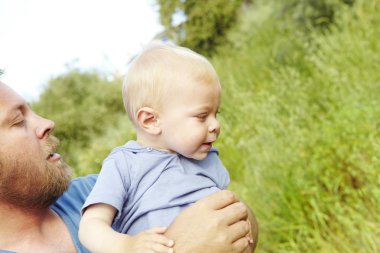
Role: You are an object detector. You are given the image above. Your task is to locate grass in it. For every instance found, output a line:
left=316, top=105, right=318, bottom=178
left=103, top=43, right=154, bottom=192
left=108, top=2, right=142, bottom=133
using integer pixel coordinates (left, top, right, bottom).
left=212, top=0, right=380, bottom=251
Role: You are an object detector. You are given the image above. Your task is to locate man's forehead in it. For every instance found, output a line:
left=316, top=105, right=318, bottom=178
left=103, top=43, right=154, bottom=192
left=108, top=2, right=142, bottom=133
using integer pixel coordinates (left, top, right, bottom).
left=0, top=83, right=27, bottom=127
left=0, top=83, right=26, bottom=107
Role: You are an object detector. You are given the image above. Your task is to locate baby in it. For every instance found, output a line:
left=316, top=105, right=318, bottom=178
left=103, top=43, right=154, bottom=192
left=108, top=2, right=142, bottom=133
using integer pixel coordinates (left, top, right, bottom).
left=79, top=42, right=250, bottom=253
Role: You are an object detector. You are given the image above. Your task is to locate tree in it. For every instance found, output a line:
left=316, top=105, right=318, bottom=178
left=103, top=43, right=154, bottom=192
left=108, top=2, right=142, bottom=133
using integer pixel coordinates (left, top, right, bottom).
left=157, top=0, right=247, bottom=56
left=278, top=0, right=355, bottom=30
left=32, top=70, right=125, bottom=169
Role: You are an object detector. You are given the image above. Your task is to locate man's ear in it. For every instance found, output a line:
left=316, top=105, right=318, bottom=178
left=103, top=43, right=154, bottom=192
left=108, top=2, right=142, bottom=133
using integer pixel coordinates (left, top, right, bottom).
left=136, top=107, right=161, bottom=135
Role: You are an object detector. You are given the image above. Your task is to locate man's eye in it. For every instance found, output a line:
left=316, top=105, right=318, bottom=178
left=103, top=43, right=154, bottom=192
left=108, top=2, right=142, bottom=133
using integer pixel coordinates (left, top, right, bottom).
left=13, top=120, right=26, bottom=127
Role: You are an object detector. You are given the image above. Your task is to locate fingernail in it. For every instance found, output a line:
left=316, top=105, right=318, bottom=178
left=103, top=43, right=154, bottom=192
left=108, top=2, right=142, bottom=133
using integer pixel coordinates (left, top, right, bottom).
left=168, top=240, right=174, bottom=247
left=168, top=248, right=174, bottom=253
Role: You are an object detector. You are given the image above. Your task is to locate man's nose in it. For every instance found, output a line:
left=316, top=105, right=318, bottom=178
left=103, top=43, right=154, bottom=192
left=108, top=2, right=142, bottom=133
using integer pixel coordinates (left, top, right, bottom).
left=34, top=114, right=55, bottom=139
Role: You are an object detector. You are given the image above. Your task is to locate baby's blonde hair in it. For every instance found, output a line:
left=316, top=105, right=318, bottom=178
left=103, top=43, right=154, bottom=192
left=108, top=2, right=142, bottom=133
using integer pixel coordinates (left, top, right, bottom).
left=122, top=41, right=219, bottom=126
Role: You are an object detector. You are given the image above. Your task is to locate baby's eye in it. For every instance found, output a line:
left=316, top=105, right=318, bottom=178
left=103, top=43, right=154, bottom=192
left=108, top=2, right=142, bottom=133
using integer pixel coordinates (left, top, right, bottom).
left=196, top=113, right=208, bottom=120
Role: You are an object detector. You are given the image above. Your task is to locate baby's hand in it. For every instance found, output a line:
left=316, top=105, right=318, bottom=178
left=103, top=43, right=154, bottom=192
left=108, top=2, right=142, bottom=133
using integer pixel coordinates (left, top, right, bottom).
left=128, top=227, right=174, bottom=253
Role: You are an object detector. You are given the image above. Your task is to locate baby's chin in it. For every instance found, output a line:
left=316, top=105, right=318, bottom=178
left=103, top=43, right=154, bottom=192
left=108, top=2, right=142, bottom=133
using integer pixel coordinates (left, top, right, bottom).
left=185, top=151, right=209, bottom=161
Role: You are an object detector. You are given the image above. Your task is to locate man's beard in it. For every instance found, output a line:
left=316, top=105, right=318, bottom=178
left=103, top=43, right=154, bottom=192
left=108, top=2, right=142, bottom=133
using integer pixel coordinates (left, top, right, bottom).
left=0, top=136, right=72, bottom=209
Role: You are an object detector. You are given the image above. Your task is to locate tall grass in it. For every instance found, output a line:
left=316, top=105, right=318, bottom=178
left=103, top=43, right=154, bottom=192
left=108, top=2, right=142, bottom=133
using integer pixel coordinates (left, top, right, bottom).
left=211, top=0, right=380, bottom=252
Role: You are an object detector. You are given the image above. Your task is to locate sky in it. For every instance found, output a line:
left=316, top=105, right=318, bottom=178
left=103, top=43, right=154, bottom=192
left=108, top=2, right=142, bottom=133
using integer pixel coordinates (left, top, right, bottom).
left=0, top=0, right=164, bottom=101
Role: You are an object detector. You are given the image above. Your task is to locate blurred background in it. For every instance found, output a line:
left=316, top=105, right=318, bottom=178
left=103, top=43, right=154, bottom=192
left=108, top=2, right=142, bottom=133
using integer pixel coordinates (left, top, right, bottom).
left=1, top=0, right=379, bottom=252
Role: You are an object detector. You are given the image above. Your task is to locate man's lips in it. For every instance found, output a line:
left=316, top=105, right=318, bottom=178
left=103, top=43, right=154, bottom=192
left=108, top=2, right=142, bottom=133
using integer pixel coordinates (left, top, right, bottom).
left=45, top=136, right=61, bottom=161
left=47, top=153, right=61, bottom=161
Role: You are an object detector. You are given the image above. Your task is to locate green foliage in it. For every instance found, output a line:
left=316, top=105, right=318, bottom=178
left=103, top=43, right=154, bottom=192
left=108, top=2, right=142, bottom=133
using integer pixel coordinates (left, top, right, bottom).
left=76, top=117, right=136, bottom=176
left=277, top=0, right=354, bottom=30
left=157, top=0, right=244, bottom=56
left=32, top=70, right=125, bottom=174
left=156, top=0, right=355, bottom=57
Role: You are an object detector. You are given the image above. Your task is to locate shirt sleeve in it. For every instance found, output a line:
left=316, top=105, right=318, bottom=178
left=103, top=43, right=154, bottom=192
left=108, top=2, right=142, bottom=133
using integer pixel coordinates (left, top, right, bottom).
left=81, top=152, right=131, bottom=220
left=213, top=152, right=231, bottom=189
left=205, top=147, right=230, bottom=189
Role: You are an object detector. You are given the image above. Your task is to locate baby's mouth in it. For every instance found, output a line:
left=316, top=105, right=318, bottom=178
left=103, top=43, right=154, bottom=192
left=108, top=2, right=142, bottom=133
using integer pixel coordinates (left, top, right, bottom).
left=203, top=142, right=213, bottom=147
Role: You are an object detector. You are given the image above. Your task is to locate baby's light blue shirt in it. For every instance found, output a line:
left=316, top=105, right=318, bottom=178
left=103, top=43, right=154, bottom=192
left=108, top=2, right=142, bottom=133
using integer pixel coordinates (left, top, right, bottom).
left=82, top=141, right=230, bottom=235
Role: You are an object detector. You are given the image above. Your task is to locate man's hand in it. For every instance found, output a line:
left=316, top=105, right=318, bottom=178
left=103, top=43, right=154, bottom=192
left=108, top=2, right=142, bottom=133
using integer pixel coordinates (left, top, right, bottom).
left=244, top=205, right=259, bottom=252
left=166, top=190, right=255, bottom=253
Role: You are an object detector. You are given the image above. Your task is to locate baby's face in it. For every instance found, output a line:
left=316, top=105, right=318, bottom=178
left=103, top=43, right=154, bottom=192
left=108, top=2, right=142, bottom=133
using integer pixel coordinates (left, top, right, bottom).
left=157, top=77, right=221, bottom=160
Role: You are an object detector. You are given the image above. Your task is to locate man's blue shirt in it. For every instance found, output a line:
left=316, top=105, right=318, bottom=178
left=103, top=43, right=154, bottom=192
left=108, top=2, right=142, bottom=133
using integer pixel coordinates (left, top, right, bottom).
left=52, top=174, right=97, bottom=253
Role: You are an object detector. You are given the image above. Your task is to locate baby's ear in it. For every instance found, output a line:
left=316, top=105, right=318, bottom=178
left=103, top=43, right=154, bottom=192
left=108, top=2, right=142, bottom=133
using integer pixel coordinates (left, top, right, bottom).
left=136, top=107, right=161, bottom=135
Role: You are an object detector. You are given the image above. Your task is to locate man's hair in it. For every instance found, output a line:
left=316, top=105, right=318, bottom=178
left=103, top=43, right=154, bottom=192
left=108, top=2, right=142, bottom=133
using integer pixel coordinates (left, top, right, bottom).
left=122, top=42, right=219, bottom=126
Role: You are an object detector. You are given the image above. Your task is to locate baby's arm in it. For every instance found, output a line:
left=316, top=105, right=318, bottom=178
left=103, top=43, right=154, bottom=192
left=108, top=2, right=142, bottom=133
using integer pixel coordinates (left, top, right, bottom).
left=79, top=203, right=174, bottom=253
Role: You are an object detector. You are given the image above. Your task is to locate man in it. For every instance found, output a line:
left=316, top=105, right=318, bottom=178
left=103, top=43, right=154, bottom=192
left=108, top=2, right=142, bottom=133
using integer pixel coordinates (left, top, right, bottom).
left=0, top=81, right=258, bottom=253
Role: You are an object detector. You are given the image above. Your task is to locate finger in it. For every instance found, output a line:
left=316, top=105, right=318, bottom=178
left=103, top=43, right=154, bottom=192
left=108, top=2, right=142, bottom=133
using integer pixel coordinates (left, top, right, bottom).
left=146, top=227, right=168, bottom=234
left=145, top=233, right=174, bottom=247
left=151, top=243, right=175, bottom=253
left=245, top=219, right=253, bottom=243
left=218, top=201, right=248, bottom=225
left=232, top=236, right=250, bottom=253
left=196, top=190, right=238, bottom=210
left=227, top=220, right=250, bottom=243
left=246, top=235, right=254, bottom=245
